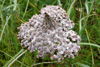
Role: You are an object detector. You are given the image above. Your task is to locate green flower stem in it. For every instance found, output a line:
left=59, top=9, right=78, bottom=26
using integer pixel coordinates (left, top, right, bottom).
left=3, top=49, right=26, bottom=67
left=57, top=0, right=62, bottom=6
left=80, top=42, right=100, bottom=48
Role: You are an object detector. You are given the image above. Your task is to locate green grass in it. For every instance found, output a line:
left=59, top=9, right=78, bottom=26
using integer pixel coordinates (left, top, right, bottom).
left=0, top=0, right=100, bottom=67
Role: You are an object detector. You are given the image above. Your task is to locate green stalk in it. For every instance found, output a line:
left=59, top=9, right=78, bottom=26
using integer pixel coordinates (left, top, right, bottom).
left=80, top=42, right=100, bottom=48
left=57, top=0, right=62, bottom=6
left=3, top=49, right=24, bottom=67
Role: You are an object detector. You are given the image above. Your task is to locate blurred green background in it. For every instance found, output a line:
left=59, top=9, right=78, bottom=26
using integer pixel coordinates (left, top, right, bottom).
left=0, top=0, right=100, bottom=67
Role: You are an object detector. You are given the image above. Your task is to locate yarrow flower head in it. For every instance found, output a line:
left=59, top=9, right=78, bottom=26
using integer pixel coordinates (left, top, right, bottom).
left=17, top=5, right=81, bottom=62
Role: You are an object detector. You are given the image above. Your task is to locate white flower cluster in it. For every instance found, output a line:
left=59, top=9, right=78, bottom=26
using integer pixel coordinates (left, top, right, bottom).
left=17, top=5, right=81, bottom=62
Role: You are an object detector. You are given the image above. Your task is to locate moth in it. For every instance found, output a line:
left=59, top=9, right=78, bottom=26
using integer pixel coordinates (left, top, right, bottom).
left=43, top=12, right=55, bottom=29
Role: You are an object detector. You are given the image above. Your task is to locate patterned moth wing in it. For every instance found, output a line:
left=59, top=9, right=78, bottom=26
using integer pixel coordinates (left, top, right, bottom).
left=43, top=12, right=55, bottom=29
